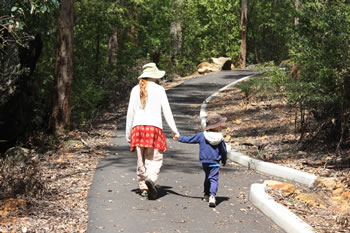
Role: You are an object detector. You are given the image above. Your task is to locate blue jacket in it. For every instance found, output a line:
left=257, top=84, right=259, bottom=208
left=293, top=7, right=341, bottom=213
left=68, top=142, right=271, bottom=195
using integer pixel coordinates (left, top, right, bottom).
left=178, top=132, right=227, bottom=165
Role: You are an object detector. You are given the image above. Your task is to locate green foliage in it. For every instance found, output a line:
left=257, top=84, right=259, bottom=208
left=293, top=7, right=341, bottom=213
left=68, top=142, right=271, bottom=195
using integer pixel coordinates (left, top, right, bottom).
left=248, top=0, right=350, bottom=150
left=289, top=0, right=350, bottom=121
left=71, top=0, right=141, bottom=126
left=2, top=0, right=349, bottom=154
left=237, top=74, right=281, bottom=100
left=71, top=80, right=109, bottom=128
left=237, top=80, right=253, bottom=97
left=256, top=62, right=290, bottom=92
left=3, top=0, right=59, bottom=35
left=1, top=0, right=58, bottom=134
left=247, top=0, right=295, bottom=64
left=181, top=0, right=241, bottom=69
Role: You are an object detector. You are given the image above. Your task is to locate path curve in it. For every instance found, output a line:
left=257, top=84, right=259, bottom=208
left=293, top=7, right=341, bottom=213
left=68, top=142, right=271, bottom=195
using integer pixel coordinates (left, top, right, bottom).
left=88, top=70, right=285, bottom=233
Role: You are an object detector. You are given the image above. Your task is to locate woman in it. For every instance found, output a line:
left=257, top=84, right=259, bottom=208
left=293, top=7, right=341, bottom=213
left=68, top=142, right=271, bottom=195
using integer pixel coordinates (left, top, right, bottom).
left=126, top=63, right=179, bottom=199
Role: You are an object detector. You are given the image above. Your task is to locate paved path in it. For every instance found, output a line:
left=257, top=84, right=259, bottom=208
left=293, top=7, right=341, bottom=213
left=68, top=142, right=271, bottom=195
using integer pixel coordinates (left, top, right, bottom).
left=88, top=70, right=285, bottom=233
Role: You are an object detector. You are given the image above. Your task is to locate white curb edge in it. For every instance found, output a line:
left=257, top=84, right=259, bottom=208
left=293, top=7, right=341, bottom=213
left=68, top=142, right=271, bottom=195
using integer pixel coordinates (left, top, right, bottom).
left=200, top=74, right=255, bottom=129
left=199, top=72, right=316, bottom=232
left=227, top=145, right=317, bottom=187
left=249, top=184, right=315, bottom=233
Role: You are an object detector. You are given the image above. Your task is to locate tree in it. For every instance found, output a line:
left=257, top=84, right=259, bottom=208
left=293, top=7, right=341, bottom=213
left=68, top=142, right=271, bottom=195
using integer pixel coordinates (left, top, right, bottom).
left=287, top=0, right=350, bottom=155
left=246, top=0, right=294, bottom=64
left=239, top=0, right=248, bottom=68
left=50, top=0, right=74, bottom=135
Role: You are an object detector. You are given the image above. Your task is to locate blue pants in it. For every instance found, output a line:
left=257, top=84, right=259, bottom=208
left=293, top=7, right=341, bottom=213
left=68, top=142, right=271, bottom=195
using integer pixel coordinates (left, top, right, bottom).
left=202, top=166, right=220, bottom=196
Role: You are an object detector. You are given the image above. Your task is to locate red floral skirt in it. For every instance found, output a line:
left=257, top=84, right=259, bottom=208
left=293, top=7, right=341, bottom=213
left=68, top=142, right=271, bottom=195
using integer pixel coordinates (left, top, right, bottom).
left=130, top=125, right=167, bottom=152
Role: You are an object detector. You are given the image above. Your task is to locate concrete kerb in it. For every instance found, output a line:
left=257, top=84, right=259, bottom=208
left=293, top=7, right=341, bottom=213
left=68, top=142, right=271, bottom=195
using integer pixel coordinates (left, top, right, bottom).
left=199, top=73, right=317, bottom=233
left=250, top=184, right=315, bottom=233
left=227, top=146, right=317, bottom=187
left=200, top=74, right=254, bottom=129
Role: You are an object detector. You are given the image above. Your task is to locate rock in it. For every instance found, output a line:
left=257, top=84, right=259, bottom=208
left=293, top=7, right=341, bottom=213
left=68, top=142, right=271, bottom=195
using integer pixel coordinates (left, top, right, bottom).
left=335, top=183, right=345, bottom=189
left=315, top=177, right=337, bottom=190
left=331, top=195, right=350, bottom=214
left=296, top=192, right=328, bottom=208
left=263, top=180, right=283, bottom=186
left=336, top=215, right=349, bottom=226
left=296, top=193, right=318, bottom=207
left=209, top=57, right=233, bottom=70
left=4, top=146, right=30, bottom=157
left=270, top=183, right=295, bottom=194
left=264, top=180, right=295, bottom=194
left=196, top=57, right=233, bottom=74
left=341, top=192, right=350, bottom=200
left=197, top=62, right=216, bottom=74
left=332, top=188, right=344, bottom=196
left=4, top=147, right=31, bottom=162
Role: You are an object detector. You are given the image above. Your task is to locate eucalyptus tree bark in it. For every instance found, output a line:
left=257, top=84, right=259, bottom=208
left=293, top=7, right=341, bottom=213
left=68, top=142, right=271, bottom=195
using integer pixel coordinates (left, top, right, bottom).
left=239, top=0, right=248, bottom=68
left=170, top=0, right=183, bottom=59
left=51, top=0, right=74, bottom=135
left=336, top=75, right=350, bottom=156
left=108, top=30, right=118, bottom=66
left=295, top=0, right=300, bottom=25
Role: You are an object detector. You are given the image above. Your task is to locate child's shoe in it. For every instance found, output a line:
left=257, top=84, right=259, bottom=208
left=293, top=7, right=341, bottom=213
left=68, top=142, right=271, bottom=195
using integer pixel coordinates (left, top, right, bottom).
left=202, top=194, right=209, bottom=202
left=145, top=177, right=158, bottom=199
left=209, top=195, right=216, bottom=207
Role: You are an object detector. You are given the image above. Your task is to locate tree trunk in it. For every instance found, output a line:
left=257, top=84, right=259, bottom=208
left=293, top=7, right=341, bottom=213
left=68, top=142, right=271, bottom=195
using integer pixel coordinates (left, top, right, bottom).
left=170, top=0, right=183, bottom=55
left=108, top=30, right=118, bottom=66
left=50, top=0, right=74, bottom=135
left=336, top=74, right=350, bottom=155
left=170, top=21, right=182, bottom=56
left=95, top=33, right=100, bottom=75
left=170, top=0, right=183, bottom=66
left=239, top=0, right=248, bottom=68
left=295, top=0, right=300, bottom=25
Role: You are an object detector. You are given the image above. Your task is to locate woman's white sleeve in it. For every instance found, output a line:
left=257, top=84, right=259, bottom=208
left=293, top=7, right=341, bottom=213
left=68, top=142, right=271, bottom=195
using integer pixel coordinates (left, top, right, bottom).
left=161, top=89, right=179, bottom=135
left=125, top=90, right=135, bottom=141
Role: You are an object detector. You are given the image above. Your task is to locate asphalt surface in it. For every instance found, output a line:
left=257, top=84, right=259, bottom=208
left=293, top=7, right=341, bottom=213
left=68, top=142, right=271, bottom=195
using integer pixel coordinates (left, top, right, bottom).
left=88, top=70, right=285, bottom=233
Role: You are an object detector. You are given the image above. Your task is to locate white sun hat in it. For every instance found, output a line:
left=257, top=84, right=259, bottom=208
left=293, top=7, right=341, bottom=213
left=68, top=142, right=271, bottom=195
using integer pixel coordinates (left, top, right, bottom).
left=138, top=62, right=166, bottom=79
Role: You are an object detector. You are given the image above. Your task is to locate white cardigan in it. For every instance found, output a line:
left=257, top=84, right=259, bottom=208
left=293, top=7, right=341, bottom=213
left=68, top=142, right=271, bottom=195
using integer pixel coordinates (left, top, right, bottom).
left=126, top=81, right=179, bottom=141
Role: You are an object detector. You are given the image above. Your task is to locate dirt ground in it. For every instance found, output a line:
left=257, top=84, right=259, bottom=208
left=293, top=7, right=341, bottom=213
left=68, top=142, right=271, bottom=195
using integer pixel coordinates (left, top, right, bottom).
left=0, top=73, right=349, bottom=232
left=205, top=83, right=350, bottom=233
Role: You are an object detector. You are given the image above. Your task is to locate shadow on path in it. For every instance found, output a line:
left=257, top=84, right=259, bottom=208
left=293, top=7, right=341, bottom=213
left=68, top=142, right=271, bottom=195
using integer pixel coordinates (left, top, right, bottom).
left=131, top=186, right=230, bottom=207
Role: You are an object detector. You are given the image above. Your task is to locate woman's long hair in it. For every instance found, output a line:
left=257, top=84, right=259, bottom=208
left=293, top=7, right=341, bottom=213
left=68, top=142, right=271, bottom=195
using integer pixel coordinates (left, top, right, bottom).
left=139, top=79, right=148, bottom=109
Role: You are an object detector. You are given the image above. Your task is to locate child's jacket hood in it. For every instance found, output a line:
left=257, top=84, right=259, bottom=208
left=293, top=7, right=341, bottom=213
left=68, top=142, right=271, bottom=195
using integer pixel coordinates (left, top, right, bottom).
left=204, top=131, right=224, bottom=146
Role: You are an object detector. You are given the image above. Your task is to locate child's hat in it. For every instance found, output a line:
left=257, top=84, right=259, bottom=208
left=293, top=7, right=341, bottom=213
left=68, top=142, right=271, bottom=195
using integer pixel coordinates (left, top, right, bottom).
left=138, top=63, right=166, bottom=79
left=205, top=113, right=227, bottom=130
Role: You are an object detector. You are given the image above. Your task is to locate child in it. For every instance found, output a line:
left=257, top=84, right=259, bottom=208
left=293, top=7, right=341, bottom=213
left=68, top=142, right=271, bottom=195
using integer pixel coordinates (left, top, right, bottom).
left=174, top=113, right=227, bottom=207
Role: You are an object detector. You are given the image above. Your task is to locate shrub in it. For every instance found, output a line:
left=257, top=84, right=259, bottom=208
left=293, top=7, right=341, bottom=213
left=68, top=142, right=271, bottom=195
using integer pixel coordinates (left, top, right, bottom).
left=0, top=147, right=46, bottom=198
